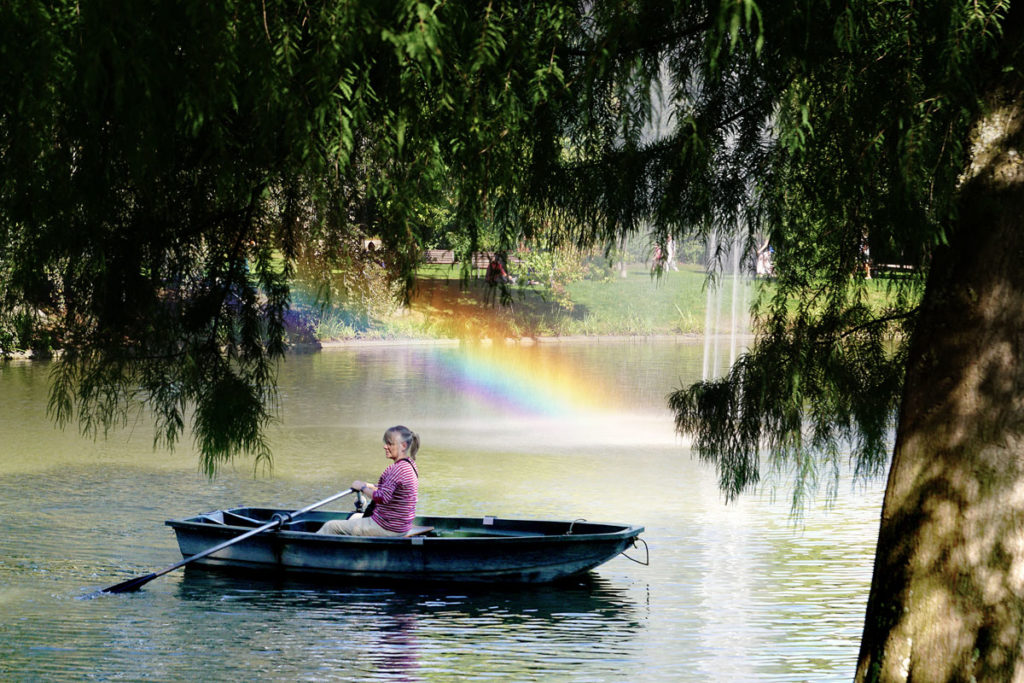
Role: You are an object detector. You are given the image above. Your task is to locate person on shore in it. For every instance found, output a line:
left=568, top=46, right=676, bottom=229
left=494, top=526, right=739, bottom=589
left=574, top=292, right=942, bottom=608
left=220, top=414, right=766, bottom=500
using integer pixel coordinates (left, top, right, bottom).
left=485, top=254, right=511, bottom=285
left=652, top=244, right=666, bottom=272
left=666, top=235, right=679, bottom=271
left=316, top=426, right=420, bottom=537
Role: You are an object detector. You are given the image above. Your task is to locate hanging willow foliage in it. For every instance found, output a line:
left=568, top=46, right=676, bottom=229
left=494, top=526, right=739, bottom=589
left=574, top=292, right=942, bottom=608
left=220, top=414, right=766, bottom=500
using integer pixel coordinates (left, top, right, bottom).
left=1, top=1, right=1019, bottom=498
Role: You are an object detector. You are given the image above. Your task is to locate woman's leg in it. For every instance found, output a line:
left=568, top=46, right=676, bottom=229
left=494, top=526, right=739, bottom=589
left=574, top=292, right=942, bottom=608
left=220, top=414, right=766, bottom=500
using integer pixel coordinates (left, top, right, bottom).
left=316, top=515, right=403, bottom=537
left=315, top=515, right=360, bottom=535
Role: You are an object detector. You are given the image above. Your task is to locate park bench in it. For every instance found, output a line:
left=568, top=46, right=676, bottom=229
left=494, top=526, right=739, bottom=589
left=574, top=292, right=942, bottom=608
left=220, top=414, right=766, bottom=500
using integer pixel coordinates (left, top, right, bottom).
left=423, top=249, right=521, bottom=271
left=870, top=263, right=916, bottom=278
left=424, top=249, right=456, bottom=265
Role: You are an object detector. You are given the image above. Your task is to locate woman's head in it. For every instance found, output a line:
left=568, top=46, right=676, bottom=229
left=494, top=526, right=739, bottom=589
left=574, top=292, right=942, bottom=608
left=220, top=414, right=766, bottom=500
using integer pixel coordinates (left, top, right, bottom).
left=383, top=425, right=420, bottom=461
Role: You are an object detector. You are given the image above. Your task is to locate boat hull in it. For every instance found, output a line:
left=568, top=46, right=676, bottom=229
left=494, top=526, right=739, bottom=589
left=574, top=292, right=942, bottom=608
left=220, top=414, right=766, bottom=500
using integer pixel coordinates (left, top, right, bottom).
left=166, top=508, right=644, bottom=584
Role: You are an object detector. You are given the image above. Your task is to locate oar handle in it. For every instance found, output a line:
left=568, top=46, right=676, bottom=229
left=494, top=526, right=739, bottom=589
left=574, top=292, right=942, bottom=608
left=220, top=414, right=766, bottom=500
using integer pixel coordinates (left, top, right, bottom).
left=99, top=488, right=357, bottom=594
left=284, top=488, right=361, bottom=521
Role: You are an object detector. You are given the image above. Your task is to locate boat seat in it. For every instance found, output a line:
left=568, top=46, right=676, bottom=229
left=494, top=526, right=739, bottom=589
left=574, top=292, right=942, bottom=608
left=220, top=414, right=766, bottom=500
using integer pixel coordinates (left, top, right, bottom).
left=405, top=525, right=435, bottom=537
left=223, top=511, right=264, bottom=526
left=198, top=513, right=226, bottom=525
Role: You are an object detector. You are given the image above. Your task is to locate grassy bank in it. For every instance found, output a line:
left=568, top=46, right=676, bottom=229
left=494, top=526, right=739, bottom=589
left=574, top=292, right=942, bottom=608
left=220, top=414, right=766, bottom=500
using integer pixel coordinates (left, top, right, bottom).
left=295, top=263, right=736, bottom=342
left=2, top=260, right=912, bottom=356
left=291, top=258, right=916, bottom=344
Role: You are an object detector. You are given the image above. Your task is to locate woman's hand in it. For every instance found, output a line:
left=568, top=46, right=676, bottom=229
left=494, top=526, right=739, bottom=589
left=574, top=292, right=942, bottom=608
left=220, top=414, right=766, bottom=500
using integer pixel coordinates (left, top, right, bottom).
left=351, top=480, right=375, bottom=496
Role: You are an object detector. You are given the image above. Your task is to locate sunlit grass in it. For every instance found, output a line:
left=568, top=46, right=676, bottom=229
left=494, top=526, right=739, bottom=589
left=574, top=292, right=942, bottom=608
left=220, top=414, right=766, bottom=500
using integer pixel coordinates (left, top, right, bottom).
left=288, top=260, right=914, bottom=343
left=564, top=264, right=707, bottom=334
left=337, top=262, right=714, bottom=340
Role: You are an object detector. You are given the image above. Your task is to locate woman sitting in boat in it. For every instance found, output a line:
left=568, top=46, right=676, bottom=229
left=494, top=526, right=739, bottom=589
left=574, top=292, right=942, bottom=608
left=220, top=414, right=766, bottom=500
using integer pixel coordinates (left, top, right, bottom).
left=316, top=425, right=419, bottom=537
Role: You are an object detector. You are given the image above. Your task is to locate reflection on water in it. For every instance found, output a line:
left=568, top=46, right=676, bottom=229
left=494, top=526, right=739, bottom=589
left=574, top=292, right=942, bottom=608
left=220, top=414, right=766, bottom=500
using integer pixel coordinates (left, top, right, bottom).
left=172, top=570, right=640, bottom=681
left=0, top=340, right=884, bottom=681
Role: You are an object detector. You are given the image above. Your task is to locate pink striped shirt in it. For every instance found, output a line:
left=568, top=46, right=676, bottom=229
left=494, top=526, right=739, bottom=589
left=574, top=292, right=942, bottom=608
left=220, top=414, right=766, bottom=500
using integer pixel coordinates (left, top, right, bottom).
left=370, top=458, right=418, bottom=533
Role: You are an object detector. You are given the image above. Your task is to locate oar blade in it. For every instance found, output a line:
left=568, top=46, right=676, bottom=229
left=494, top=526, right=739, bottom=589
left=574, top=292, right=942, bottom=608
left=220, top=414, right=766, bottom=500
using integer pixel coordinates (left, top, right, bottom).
left=101, top=572, right=159, bottom=594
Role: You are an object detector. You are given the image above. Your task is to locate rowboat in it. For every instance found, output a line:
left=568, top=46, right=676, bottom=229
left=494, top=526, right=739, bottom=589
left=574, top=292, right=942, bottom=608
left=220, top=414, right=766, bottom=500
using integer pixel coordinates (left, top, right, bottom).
left=165, top=506, right=646, bottom=584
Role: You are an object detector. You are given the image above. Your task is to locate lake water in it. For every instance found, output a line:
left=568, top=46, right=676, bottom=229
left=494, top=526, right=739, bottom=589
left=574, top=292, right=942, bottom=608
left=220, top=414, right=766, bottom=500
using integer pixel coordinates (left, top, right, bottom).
left=0, top=340, right=883, bottom=681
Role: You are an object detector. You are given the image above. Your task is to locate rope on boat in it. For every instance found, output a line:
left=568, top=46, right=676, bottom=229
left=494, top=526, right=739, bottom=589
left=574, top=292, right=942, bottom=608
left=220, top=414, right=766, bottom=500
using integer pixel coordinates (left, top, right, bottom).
left=565, top=519, right=587, bottom=535
left=620, top=537, right=649, bottom=566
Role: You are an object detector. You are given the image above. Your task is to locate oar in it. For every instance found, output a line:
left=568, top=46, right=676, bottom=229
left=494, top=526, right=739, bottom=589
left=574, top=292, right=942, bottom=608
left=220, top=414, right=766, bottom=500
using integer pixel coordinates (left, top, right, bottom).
left=98, top=488, right=356, bottom=595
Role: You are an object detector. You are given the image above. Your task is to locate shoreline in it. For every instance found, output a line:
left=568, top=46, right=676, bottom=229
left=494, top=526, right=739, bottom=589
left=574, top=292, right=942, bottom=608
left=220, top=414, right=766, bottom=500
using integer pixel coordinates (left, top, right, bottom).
left=309, top=332, right=710, bottom=351
left=4, top=332, right=749, bottom=362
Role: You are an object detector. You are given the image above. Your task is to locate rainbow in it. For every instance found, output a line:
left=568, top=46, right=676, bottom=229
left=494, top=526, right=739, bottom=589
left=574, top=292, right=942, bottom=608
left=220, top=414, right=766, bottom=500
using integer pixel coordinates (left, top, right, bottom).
left=426, top=342, right=618, bottom=417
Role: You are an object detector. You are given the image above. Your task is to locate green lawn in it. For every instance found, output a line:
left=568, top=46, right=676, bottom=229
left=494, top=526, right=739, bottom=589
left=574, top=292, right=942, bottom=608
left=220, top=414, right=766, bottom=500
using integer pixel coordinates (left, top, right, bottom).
left=295, top=261, right=910, bottom=342
left=560, top=264, right=710, bottom=335
left=298, top=262, right=722, bottom=341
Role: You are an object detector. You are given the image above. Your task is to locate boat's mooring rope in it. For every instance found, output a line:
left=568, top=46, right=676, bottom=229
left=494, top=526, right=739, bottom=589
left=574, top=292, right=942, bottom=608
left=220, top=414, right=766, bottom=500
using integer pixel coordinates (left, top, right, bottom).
left=564, top=519, right=587, bottom=535
left=620, top=537, right=649, bottom=566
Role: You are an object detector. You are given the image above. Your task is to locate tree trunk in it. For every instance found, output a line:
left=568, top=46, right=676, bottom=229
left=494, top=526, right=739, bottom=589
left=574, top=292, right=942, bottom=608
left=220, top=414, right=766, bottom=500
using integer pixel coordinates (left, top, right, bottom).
left=856, top=85, right=1024, bottom=681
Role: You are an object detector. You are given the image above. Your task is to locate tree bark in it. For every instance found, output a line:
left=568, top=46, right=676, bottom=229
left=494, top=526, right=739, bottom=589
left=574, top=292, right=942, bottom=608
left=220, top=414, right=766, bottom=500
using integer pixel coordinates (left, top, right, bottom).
left=856, top=85, right=1024, bottom=681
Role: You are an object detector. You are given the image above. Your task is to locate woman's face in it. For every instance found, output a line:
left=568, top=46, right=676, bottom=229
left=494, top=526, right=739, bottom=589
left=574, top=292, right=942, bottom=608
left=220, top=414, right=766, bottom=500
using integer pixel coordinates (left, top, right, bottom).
left=383, top=435, right=406, bottom=461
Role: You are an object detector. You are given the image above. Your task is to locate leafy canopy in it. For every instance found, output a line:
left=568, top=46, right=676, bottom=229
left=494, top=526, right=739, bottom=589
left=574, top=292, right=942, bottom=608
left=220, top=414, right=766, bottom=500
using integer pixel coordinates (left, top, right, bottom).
left=0, top=1, right=570, bottom=473
left=652, top=1, right=1018, bottom=503
left=2, top=1, right=1020, bottom=492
